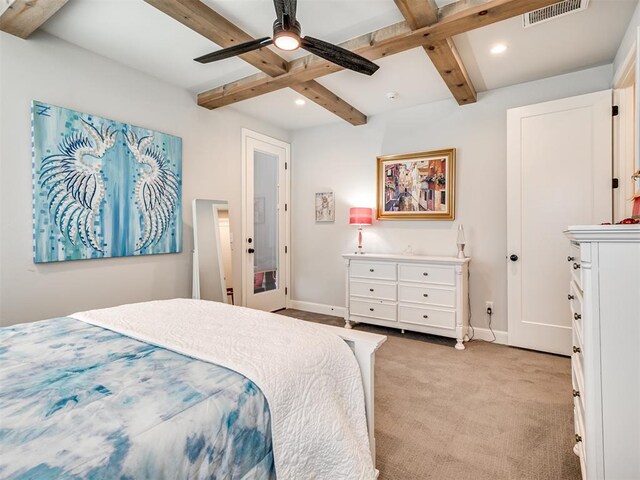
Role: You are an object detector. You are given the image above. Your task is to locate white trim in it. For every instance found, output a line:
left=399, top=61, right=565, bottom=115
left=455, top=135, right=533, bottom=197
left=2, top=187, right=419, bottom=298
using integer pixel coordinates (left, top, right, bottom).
left=613, top=38, right=636, bottom=88
left=342, top=252, right=470, bottom=265
left=241, top=130, right=248, bottom=307
left=288, top=299, right=346, bottom=317
left=469, top=326, right=508, bottom=345
left=613, top=86, right=636, bottom=220
left=565, top=224, right=640, bottom=242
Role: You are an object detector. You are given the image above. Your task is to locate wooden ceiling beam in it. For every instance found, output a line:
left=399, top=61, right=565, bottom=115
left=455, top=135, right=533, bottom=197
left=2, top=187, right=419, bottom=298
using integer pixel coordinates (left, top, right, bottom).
left=394, top=0, right=477, bottom=105
left=198, top=0, right=558, bottom=109
left=144, top=0, right=366, bottom=126
left=0, top=0, right=68, bottom=39
left=394, top=0, right=439, bottom=27
left=290, top=81, right=366, bottom=126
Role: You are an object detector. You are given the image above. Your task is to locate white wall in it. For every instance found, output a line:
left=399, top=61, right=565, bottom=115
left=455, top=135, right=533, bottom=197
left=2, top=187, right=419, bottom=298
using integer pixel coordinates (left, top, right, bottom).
left=290, top=64, right=613, bottom=333
left=0, top=31, right=288, bottom=326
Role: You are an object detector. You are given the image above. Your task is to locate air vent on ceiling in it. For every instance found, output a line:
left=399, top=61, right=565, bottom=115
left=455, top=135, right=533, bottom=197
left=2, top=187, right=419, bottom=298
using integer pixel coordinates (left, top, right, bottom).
left=523, top=0, right=589, bottom=27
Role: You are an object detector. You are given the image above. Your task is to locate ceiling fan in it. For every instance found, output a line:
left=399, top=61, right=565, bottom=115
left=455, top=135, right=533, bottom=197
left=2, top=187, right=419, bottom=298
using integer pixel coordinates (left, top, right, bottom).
left=194, top=0, right=380, bottom=76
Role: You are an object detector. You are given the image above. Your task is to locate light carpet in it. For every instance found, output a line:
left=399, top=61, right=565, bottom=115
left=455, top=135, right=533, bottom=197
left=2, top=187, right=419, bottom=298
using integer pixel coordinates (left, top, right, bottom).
left=279, top=309, right=581, bottom=480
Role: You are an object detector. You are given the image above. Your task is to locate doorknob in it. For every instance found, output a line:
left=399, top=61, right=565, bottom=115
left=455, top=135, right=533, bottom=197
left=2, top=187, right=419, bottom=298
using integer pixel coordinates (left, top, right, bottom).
left=509, top=254, right=519, bottom=262
left=247, top=248, right=255, bottom=254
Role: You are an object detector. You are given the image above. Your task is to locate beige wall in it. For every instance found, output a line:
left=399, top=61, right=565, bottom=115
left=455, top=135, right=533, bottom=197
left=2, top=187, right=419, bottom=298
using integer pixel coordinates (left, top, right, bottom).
left=289, top=64, right=613, bottom=334
left=0, top=31, right=288, bottom=325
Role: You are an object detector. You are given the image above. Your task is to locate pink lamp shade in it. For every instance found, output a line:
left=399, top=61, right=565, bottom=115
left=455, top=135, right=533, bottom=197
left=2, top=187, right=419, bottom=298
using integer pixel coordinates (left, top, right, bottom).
left=349, top=207, right=373, bottom=226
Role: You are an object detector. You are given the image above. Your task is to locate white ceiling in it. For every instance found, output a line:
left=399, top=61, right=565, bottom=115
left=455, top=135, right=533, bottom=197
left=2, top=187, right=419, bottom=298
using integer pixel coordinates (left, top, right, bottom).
left=42, top=0, right=638, bottom=130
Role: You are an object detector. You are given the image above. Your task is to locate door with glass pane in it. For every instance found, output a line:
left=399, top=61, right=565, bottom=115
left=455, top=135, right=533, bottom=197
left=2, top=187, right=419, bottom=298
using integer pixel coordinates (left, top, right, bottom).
left=242, top=129, right=289, bottom=311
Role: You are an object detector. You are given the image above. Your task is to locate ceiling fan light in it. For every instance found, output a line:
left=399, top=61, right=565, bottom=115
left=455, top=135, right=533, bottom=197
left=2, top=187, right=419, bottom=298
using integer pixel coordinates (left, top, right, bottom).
left=274, top=32, right=300, bottom=51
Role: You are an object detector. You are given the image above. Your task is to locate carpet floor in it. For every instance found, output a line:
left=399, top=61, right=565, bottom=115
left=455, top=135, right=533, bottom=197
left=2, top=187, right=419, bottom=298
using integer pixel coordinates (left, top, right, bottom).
left=279, top=309, right=581, bottom=480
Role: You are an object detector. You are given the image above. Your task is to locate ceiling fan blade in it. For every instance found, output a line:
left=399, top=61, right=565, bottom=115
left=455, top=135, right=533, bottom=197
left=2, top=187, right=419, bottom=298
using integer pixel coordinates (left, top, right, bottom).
left=194, top=37, right=273, bottom=64
left=301, top=36, right=379, bottom=76
left=274, top=0, right=297, bottom=24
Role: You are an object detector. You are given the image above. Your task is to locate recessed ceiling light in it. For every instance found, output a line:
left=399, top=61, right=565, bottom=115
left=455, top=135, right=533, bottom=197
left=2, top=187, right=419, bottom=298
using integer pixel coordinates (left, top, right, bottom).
left=490, top=43, right=507, bottom=55
left=295, top=99, right=306, bottom=106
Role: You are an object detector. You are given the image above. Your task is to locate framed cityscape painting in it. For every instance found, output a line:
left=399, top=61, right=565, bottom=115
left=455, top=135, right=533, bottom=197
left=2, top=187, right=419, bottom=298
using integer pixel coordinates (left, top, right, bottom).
left=377, top=148, right=455, bottom=220
left=32, top=101, right=182, bottom=263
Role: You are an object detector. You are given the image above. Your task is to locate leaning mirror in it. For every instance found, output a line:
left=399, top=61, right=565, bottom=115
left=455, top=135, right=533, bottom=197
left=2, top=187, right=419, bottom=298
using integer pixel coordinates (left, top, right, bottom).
left=192, top=199, right=234, bottom=304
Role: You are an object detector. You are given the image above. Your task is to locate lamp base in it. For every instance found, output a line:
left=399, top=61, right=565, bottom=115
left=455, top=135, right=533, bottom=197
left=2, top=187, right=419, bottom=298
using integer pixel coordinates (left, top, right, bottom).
left=355, top=227, right=365, bottom=255
left=457, top=245, right=465, bottom=258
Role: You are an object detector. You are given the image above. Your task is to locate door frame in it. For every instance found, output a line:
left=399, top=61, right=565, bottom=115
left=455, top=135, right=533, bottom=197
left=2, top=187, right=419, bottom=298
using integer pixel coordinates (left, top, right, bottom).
left=613, top=35, right=637, bottom=221
left=241, top=128, right=291, bottom=309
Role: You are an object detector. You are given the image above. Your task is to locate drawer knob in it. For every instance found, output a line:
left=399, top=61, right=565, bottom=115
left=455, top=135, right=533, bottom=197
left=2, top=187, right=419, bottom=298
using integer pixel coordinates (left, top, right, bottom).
left=567, top=256, right=575, bottom=262
left=573, top=263, right=581, bottom=270
left=575, top=434, right=582, bottom=443
left=574, top=313, right=581, bottom=320
left=369, top=288, right=374, bottom=292
left=568, top=294, right=575, bottom=300
left=369, top=269, right=374, bottom=272
left=369, top=308, right=374, bottom=312
left=423, top=315, right=429, bottom=319
left=572, top=389, right=580, bottom=398
left=423, top=272, right=429, bottom=276
left=423, top=293, right=429, bottom=297
left=573, top=346, right=581, bottom=354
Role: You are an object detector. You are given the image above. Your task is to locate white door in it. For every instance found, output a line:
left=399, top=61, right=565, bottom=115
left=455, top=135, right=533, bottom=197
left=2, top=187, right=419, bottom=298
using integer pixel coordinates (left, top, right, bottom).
left=242, top=129, right=290, bottom=312
left=507, top=90, right=612, bottom=355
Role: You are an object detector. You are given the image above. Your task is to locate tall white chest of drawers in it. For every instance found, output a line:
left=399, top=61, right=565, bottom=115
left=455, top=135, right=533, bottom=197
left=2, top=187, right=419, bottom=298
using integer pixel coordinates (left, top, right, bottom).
left=564, top=225, right=640, bottom=480
left=343, top=254, right=470, bottom=349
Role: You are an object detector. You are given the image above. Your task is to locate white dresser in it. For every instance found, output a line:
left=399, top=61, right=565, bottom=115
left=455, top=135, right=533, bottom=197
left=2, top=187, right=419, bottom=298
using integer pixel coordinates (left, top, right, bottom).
left=343, top=253, right=470, bottom=349
left=564, top=225, right=640, bottom=480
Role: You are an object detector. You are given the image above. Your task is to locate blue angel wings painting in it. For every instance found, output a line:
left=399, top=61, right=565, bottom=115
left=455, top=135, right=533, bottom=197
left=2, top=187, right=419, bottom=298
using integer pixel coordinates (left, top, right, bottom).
left=32, top=102, right=182, bottom=263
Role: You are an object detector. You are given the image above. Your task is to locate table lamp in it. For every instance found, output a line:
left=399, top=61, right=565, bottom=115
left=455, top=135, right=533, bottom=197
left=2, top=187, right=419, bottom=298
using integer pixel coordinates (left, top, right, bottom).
left=457, top=224, right=466, bottom=258
left=349, top=207, right=373, bottom=254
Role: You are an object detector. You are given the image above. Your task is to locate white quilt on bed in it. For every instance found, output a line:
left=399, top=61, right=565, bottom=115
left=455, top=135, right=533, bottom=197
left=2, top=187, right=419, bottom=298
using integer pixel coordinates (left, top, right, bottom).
left=72, top=299, right=375, bottom=480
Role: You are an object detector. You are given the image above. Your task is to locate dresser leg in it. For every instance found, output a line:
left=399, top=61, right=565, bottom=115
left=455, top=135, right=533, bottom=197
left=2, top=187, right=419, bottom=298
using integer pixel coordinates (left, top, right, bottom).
left=344, top=320, right=353, bottom=329
left=455, top=338, right=465, bottom=350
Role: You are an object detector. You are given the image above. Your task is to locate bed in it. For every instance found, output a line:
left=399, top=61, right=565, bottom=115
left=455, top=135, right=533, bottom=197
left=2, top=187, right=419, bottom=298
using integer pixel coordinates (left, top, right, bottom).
left=0, top=299, right=386, bottom=479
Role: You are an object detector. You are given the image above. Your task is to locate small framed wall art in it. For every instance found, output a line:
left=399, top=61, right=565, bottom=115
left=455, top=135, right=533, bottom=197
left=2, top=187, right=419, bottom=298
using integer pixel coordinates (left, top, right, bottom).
left=377, top=148, right=456, bottom=220
left=315, top=191, right=335, bottom=222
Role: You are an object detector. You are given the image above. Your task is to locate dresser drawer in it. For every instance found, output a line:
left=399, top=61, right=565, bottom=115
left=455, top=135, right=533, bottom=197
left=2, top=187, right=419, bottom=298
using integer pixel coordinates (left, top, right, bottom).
left=572, top=342, right=584, bottom=398
left=568, top=244, right=583, bottom=291
left=350, top=261, right=397, bottom=281
left=568, top=242, right=581, bottom=264
left=572, top=358, right=585, bottom=416
left=350, top=280, right=397, bottom=301
left=572, top=319, right=583, bottom=365
left=398, top=284, right=456, bottom=308
left=398, top=305, right=455, bottom=330
left=577, top=436, right=586, bottom=480
left=350, top=298, right=397, bottom=322
left=574, top=390, right=586, bottom=467
left=399, top=263, right=455, bottom=286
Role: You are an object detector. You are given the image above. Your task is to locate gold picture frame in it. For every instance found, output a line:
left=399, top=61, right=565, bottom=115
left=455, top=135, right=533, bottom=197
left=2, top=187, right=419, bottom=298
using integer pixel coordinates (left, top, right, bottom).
left=377, top=148, right=456, bottom=220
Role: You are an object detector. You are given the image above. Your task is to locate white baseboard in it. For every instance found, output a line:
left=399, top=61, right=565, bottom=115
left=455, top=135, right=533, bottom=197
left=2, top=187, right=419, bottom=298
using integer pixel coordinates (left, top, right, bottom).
left=288, top=300, right=346, bottom=318
left=468, top=325, right=508, bottom=345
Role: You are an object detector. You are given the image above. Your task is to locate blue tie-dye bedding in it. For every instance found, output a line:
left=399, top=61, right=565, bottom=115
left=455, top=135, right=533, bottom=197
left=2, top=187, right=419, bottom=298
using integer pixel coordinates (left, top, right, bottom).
left=0, top=317, right=275, bottom=480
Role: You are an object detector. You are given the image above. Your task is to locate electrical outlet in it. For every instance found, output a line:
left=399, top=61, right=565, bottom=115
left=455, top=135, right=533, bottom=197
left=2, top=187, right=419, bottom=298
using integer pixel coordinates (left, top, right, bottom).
left=485, top=301, right=494, bottom=314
